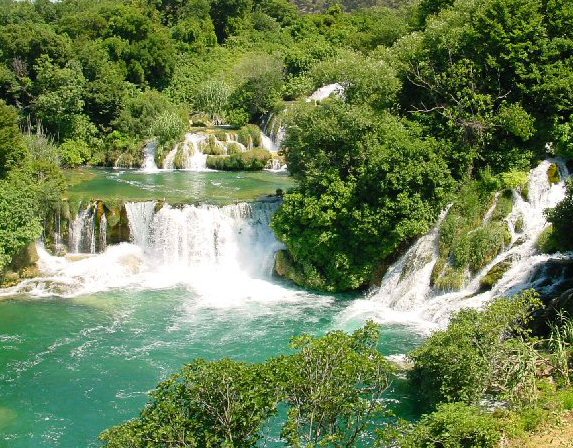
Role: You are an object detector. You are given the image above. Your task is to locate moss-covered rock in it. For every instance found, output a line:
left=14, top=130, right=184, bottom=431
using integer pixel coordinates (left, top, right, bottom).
left=190, top=113, right=212, bottom=127
left=107, top=204, right=130, bottom=245
left=206, top=149, right=272, bottom=171
left=491, top=190, right=514, bottom=222
left=201, top=135, right=226, bottom=155
left=514, top=214, right=524, bottom=233
left=537, top=225, right=560, bottom=254
left=433, top=264, right=467, bottom=291
left=274, top=249, right=329, bottom=290
left=547, top=163, right=561, bottom=185
left=0, top=243, right=41, bottom=287
left=479, top=259, right=513, bottom=291
left=227, top=142, right=244, bottom=155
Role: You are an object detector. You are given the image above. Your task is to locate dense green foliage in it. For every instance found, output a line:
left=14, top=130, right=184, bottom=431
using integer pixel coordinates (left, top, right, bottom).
left=410, top=291, right=542, bottom=408
left=391, top=402, right=502, bottom=448
left=0, top=101, right=63, bottom=272
left=0, top=100, right=65, bottom=272
left=206, top=148, right=272, bottom=170
left=101, top=322, right=392, bottom=447
left=270, top=0, right=573, bottom=292
left=546, top=180, right=573, bottom=251
left=273, top=103, right=453, bottom=291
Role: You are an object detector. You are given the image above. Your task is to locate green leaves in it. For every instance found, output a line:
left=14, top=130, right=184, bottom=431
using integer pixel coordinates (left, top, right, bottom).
left=273, top=102, right=452, bottom=291
left=101, top=323, right=394, bottom=448
left=409, top=291, right=542, bottom=408
left=280, top=322, right=392, bottom=448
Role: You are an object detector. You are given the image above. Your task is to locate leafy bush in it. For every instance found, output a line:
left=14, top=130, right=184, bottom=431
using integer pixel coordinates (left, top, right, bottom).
left=150, top=110, right=187, bottom=145
left=101, top=323, right=393, bottom=447
left=409, top=291, right=542, bottom=408
left=396, top=403, right=501, bottom=448
left=546, top=180, right=573, bottom=251
left=101, top=359, right=280, bottom=448
left=58, top=139, right=91, bottom=167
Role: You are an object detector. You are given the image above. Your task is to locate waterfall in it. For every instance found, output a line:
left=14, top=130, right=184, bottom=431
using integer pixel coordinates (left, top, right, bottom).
left=125, top=201, right=156, bottom=248
left=337, top=159, right=572, bottom=331
left=265, top=159, right=287, bottom=172
left=261, top=113, right=285, bottom=152
left=162, top=133, right=209, bottom=171
left=142, top=140, right=159, bottom=172
left=69, top=205, right=97, bottom=254
left=128, top=201, right=282, bottom=277
left=307, top=83, right=345, bottom=102
left=54, top=211, right=66, bottom=255
left=163, top=144, right=178, bottom=170
left=99, top=214, right=108, bottom=253
left=185, top=133, right=209, bottom=171
left=13, top=200, right=287, bottom=298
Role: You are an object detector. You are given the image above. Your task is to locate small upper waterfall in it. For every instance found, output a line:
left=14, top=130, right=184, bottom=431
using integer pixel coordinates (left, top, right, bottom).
left=307, top=83, right=345, bottom=102
left=163, top=133, right=210, bottom=171
left=142, top=140, right=159, bottom=172
left=261, top=113, right=286, bottom=152
left=337, top=159, right=572, bottom=331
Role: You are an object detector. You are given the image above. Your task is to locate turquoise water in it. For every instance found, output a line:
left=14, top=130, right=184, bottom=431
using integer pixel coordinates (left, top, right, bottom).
left=0, top=286, right=422, bottom=447
left=1, top=171, right=424, bottom=447
left=66, top=169, right=296, bottom=204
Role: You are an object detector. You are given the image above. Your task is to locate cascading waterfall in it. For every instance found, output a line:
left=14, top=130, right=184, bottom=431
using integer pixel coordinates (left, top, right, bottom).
left=126, top=201, right=282, bottom=277
left=99, top=214, right=108, bottom=253
left=261, top=113, right=286, bottom=152
left=163, top=143, right=179, bottom=170
left=69, top=205, right=97, bottom=254
left=124, top=201, right=156, bottom=248
left=306, top=83, right=345, bottom=102
left=163, top=133, right=209, bottom=170
left=337, top=159, right=572, bottom=331
left=142, top=140, right=159, bottom=172
left=8, top=200, right=289, bottom=300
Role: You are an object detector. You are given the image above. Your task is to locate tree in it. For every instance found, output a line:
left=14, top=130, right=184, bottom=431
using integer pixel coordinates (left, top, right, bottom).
left=101, top=323, right=394, bottom=447
left=101, top=359, right=280, bottom=448
left=33, top=56, right=85, bottom=139
left=273, top=102, right=452, bottom=291
left=278, top=322, right=392, bottom=448
left=0, top=99, right=25, bottom=176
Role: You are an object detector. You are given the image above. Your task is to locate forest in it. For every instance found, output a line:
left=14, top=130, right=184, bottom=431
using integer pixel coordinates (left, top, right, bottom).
left=1, top=0, right=573, bottom=446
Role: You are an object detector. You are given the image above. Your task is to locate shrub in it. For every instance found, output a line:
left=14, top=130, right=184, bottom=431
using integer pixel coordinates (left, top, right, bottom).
left=397, top=403, right=501, bottom=448
left=59, top=139, right=91, bottom=167
left=150, top=110, right=187, bottom=145
left=409, top=291, right=542, bottom=408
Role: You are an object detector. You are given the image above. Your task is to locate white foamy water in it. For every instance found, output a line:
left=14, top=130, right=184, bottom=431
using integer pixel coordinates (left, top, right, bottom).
left=336, top=159, right=572, bottom=333
left=2, top=201, right=315, bottom=307
left=163, top=133, right=210, bottom=171
left=141, top=140, right=159, bottom=173
left=307, top=83, right=345, bottom=102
